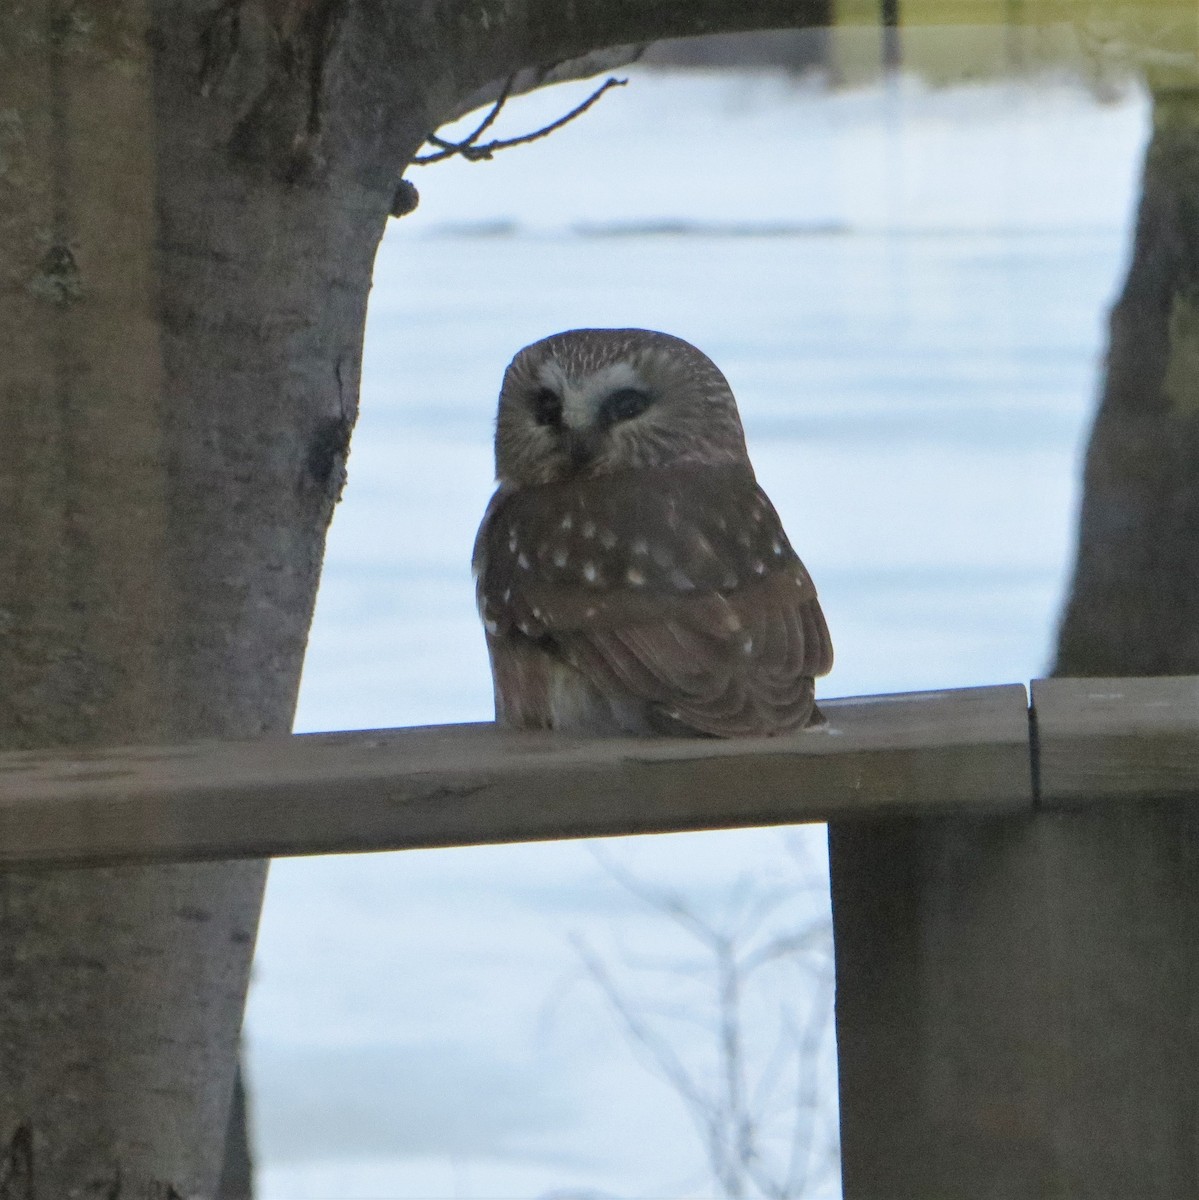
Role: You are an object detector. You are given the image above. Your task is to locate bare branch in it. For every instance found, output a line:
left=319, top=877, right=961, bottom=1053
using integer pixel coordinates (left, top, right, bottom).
left=575, top=848, right=838, bottom=1198
left=739, top=925, right=830, bottom=979
left=782, top=973, right=836, bottom=1198
left=589, top=845, right=727, bottom=951
left=422, top=73, right=517, bottom=160
left=572, top=933, right=712, bottom=1120
left=415, top=77, right=627, bottom=165
left=727, top=878, right=792, bottom=943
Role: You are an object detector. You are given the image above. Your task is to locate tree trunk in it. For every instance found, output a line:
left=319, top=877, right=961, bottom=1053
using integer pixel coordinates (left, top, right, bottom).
left=829, top=91, right=1199, bottom=1198
left=216, top=1067, right=254, bottom=1200
left=1054, top=90, right=1199, bottom=676
left=0, top=1, right=832, bottom=1193
left=0, top=1, right=389, bottom=1192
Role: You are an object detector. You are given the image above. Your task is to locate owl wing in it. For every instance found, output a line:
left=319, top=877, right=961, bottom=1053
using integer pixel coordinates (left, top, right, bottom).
left=474, top=464, right=833, bottom=737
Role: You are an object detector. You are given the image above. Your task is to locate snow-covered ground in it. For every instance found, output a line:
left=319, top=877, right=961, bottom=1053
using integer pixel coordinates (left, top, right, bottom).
left=245, top=68, right=1149, bottom=1199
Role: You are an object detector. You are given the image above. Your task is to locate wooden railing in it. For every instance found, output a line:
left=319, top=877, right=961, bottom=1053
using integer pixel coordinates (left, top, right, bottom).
left=6, top=674, right=1197, bottom=1195
left=2, top=676, right=1196, bottom=869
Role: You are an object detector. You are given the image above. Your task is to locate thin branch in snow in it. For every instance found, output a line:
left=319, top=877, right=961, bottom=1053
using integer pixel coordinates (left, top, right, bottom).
left=573, top=849, right=837, bottom=1198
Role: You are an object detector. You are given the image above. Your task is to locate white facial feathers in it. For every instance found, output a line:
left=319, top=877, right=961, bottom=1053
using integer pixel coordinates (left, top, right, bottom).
left=493, top=328, right=752, bottom=487
left=536, top=359, right=646, bottom=432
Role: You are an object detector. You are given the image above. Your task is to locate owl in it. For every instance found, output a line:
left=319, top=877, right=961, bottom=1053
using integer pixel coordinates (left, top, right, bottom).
left=472, top=329, right=833, bottom=737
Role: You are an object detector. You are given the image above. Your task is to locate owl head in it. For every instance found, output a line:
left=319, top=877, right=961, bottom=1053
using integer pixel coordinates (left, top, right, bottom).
left=493, top=328, right=751, bottom=487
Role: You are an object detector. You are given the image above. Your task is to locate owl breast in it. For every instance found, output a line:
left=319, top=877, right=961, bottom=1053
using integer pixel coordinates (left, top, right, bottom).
left=473, top=462, right=833, bottom=737
left=514, top=650, right=659, bottom=735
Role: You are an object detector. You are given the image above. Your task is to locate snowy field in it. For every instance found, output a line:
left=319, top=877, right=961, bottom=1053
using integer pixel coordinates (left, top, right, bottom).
left=244, top=68, right=1149, bottom=1199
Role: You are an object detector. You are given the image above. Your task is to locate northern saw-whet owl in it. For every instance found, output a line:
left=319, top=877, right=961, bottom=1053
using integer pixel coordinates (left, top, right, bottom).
left=473, top=329, right=833, bottom=737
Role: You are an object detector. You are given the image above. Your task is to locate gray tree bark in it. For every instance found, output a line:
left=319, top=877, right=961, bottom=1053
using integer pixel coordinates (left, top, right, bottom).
left=829, top=91, right=1199, bottom=1199
left=0, top=1, right=829, bottom=1194
left=1054, top=91, right=1199, bottom=676
left=215, top=1069, right=253, bottom=1200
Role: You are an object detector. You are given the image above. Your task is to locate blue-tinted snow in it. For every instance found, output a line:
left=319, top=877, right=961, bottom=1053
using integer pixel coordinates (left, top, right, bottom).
left=246, top=68, right=1149, bottom=1199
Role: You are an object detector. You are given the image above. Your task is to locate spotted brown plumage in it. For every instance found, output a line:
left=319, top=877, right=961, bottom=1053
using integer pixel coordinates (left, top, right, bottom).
left=473, top=329, right=833, bottom=737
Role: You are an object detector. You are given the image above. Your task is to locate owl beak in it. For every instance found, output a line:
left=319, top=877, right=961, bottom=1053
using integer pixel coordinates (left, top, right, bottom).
left=565, top=429, right=600, bottom=470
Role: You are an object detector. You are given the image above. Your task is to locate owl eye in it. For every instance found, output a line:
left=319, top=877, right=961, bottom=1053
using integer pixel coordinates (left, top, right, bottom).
left=530, top=387, right=563, bottom=428
left=600, top=387, right=653, bottom=425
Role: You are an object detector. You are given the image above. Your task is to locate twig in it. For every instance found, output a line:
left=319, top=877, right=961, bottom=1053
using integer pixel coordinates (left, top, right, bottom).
left=413, top=76, right=627, bottom=165
left=424, top=74, right=516, bottom=158
left=572, top=931, right=717, bottom=1145
left=783, top=969, right=836, bottom=1198
left=576, top=848, right=838, bottom=1198
left=590, top=844, right=729, bottom=951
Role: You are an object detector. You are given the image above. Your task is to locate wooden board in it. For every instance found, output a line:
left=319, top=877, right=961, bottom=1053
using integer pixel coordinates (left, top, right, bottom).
left=833, top=673, right=1199, bottom=1198
left=0, top=684, right=1031, bottom=869
left=1032, top=676, right=1199, bottom=809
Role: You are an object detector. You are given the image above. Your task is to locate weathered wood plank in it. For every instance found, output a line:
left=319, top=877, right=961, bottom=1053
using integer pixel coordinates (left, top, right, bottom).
left=0, top=684, right=1031, bottom=868
left=833, top=672, right=1199, bottom=1199
left=1033, top=676, right=1199, bottom=809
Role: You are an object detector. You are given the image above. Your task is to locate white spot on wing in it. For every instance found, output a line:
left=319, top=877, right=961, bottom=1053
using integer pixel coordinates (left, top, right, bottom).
left=583, top=562, right=599, bottom=584
left=631, top=537, right=649, bottom=557
left=627, top=567, right=646, bottom=586
left=508, top=528, right=518, bottom=552
left=669, top=568, right=695, bottom=591
left=560, top=513, right=573, bottom=530
left=517, top=553, right=531, bottom=570
left=599, top=529, right=617, bottom=550
left=582, top=521, right=596, bottom=539
left=553, top=548, right=568, bottom=568
left=753, top=561, right=766, bottom=575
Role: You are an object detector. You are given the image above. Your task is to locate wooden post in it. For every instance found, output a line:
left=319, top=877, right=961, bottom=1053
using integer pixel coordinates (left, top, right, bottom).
left=829, top=677, right=1199, bottom=1199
